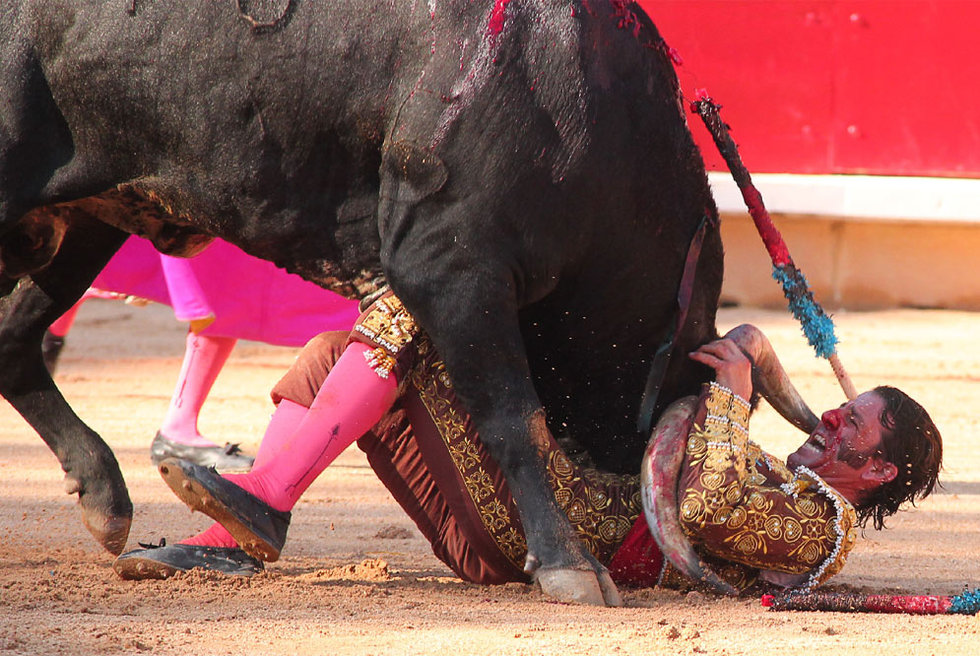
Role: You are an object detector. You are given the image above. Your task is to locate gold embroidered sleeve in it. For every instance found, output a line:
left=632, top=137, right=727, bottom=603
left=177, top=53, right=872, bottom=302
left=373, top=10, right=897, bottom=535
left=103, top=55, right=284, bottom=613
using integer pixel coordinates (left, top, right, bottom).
left=678, top=383, right=858, bottom=581
left=688, top=382, right=752, bottom=483
left=679, top=478, right=854, bottom=577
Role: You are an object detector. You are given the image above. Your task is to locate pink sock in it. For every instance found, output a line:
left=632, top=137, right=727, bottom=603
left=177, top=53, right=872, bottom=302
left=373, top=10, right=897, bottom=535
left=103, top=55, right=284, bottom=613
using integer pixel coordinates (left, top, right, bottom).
left=160, top=332, right=237, bottom=447
left=179, top=522, right=239, bottom=549
left=221, top=341, right=398, bottom=512
left=179, top=398, right=310, bottom=548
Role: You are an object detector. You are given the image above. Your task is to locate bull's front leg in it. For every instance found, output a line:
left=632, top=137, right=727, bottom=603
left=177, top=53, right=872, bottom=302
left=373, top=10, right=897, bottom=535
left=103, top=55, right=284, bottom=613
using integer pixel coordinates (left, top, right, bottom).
left=389, top=271, right=620, bottom=606
left=0, top=216, right=131, bottom=554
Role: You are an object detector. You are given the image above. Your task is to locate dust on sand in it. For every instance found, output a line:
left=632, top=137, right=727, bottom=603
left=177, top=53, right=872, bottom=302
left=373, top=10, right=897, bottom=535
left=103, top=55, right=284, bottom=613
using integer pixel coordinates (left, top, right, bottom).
left=2, top=301, right=979, bottom=655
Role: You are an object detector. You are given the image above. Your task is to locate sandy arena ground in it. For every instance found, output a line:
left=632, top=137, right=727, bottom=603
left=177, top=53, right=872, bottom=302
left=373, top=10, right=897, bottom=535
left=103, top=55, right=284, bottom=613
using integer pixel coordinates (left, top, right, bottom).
left=1, top=299, right=979, bottom=655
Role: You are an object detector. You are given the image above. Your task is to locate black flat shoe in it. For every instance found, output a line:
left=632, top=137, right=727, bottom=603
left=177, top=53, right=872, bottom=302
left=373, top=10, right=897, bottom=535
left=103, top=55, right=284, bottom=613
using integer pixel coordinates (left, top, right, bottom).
left=113, top=539, right=264, bottom=580
left=158, top=458, right=291, bottom=562
left=150, top=431, right=255, bottom=472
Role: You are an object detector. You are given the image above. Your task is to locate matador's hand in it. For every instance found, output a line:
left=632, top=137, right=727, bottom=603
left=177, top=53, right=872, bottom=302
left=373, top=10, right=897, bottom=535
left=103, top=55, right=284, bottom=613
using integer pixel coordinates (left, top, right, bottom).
left=689, top=338, right=753, bottom=400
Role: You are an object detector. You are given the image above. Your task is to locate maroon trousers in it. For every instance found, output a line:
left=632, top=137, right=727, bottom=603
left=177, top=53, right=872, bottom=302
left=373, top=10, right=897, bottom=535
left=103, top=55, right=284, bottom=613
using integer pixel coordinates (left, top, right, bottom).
left=271, top=331, right=654, bottom=585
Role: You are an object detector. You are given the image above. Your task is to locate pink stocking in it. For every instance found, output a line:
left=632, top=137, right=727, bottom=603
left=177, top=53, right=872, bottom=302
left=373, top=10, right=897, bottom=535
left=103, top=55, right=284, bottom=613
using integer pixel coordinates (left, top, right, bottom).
left=222, top=341, right=398, bottom=512
left=251, top=399, right=311, bottom=469
left=179, top=521, right=240, bottom=549
left=160, top=331, right=238, bottom=446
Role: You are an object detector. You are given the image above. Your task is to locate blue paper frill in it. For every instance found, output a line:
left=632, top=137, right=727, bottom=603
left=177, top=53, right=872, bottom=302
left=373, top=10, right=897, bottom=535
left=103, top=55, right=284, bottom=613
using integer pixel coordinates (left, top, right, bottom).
left=771, top=264, right=839, bottom=359
left=949, top=587, right=980, bottom=615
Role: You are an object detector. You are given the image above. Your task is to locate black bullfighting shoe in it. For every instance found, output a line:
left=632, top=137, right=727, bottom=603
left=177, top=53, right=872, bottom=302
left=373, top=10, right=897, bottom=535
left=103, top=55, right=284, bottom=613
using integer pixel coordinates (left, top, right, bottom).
left=150, top=431, right=255, bottom=472
left=158, top=458, right=290, bottom=562
left=113, top=539, right=264, bottom=580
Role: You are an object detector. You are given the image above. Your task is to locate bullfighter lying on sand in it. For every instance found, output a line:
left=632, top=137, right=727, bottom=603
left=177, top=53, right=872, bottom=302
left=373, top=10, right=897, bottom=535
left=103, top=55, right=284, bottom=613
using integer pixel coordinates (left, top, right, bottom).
left=115, top=292, right=943, bottom=598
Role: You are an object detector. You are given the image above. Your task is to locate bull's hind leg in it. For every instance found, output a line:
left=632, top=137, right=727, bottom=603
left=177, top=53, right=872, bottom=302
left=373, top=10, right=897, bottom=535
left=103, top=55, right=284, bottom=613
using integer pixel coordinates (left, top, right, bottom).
left=0, top=212, right=131, bottom=554
left=389, top=272, right=620, bottom=605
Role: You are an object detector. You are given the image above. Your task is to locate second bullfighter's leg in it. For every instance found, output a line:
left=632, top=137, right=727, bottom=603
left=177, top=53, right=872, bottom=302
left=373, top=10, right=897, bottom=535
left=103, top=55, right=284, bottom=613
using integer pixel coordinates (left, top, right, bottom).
left=385, top=259, right=620, bottom=606
left=0, top=216, right=131, bottom=554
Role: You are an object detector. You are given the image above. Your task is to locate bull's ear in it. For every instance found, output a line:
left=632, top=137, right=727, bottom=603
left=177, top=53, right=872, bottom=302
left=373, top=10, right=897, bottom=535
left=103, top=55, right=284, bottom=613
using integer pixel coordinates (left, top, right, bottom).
left=380, top=141, right=448, bottom=203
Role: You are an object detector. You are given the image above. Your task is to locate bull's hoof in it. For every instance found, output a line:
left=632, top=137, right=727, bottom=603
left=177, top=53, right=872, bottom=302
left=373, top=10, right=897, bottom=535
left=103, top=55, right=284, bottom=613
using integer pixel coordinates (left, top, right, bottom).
left=596, top=569, right=623, bottom=607
left=65, top=473, right=133, bottom=555
left=535, top=568, right=623, bottom=607
left=80, top=507, right=132, bottom=556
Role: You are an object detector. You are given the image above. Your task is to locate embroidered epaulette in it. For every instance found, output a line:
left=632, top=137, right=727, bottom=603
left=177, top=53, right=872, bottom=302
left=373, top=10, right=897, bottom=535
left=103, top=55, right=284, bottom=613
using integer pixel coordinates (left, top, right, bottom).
left=354, top=294, right=418, bottom=378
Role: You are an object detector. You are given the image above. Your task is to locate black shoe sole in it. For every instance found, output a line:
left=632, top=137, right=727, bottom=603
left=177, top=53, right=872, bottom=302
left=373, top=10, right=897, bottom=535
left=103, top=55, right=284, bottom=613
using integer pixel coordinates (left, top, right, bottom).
left=114, top=554, right=181, bottom=580
left=158, top=459, right=288, bottom=562
left=114, top=543, right=264, bottom=580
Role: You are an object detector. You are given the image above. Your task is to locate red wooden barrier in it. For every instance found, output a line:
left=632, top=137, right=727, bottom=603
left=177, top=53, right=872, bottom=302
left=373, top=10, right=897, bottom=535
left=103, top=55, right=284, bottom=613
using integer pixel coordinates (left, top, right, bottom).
left=640, top=1, right=980, bottom=178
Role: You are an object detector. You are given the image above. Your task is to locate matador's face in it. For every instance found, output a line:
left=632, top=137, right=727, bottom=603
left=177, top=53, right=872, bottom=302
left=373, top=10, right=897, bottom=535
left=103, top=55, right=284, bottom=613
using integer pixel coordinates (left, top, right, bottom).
left=787, top=392, right=894, bottom=493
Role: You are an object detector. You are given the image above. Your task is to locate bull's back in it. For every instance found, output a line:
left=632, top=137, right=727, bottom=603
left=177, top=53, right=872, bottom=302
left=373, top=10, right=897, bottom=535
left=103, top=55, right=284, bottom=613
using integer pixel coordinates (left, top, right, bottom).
left=9, top=0, right=447, bottom=276
left=26, top=2, right=413, bottom=179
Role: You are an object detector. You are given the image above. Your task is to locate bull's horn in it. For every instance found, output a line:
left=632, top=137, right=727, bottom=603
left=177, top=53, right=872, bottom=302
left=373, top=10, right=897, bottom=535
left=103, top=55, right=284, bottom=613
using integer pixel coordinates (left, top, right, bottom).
left=640, top=396, right=738, bottom=596
left=725, top=324, right=819, bottom=433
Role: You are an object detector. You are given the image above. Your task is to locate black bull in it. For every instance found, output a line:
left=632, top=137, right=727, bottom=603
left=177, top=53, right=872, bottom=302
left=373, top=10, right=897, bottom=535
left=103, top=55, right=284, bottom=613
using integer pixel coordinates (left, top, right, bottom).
left=0, top=1, right=723, bottom=604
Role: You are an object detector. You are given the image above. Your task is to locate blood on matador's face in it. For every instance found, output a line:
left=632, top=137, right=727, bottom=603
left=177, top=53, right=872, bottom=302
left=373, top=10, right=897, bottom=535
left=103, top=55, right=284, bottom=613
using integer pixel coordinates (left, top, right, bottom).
left=786, top=391, right=890, bottom=485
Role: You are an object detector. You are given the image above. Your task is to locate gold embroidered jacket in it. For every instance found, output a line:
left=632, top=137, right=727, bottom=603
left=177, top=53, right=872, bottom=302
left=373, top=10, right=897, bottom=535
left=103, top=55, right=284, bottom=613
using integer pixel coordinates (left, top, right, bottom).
left=677, top=383, right=858, bottom=591
left=352, top=293, right=856, bottom=592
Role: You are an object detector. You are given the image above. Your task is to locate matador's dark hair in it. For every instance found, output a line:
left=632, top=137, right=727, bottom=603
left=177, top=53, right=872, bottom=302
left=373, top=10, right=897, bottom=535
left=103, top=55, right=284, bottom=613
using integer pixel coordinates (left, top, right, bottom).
left=855, top=385, right=943, bottom=530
